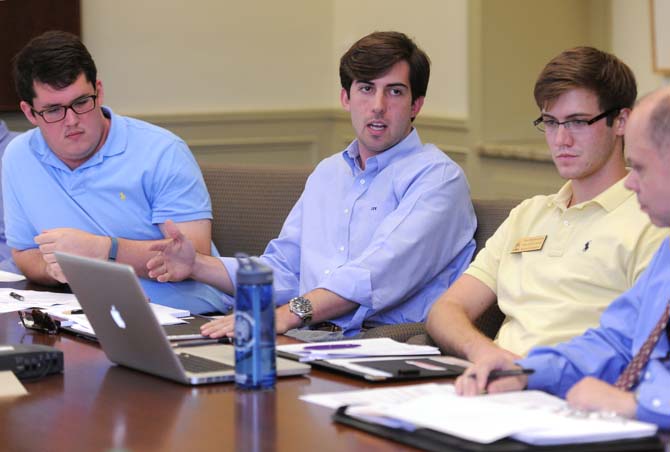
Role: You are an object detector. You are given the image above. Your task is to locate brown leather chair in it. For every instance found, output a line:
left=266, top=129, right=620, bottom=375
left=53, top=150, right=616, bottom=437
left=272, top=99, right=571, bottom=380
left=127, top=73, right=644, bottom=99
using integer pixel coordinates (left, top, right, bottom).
left=201, top=163, right=310, bottom=257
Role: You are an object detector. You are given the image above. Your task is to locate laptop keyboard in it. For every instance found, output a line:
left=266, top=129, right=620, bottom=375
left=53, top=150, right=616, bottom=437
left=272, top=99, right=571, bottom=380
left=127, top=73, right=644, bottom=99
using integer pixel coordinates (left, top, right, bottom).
left=177, top=353, right=233, bottom=373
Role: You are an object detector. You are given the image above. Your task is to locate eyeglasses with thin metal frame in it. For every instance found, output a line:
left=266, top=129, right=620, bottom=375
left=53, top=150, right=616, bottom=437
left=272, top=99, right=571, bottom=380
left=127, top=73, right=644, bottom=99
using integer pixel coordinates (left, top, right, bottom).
left=18, top=309, right=61, bottom=335
left=533, top=107, right=621, bottom=133
left=30, top=93, right=98, bottom=124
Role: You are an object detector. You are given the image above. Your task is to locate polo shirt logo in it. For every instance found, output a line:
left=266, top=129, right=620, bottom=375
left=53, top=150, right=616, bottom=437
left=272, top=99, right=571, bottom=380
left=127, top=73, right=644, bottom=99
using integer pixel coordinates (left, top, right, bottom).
left=370, top=206, right=377, bottom=211
left=119, top=192, right=127, bottom=201
left=583, top=240, right=591, bottom=252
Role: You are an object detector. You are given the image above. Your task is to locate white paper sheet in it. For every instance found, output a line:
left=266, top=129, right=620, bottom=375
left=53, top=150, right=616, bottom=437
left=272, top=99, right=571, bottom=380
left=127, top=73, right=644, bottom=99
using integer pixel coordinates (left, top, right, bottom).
left=0, top=289, right=79, bottom=313
left=300, top=382, right=448, bottom=409
left=0, top=371, right=28, bottom=397
left=278, top=338, right=439, bottom=362
left=0, top=271, right=26, bottom=282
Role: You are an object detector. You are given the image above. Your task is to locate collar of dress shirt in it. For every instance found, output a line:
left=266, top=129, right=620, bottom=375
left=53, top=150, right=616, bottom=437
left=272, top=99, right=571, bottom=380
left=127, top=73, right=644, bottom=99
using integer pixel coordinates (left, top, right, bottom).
left=551, top=177, right=632, bottom=213
left=342, top=128, right=421, bottom=173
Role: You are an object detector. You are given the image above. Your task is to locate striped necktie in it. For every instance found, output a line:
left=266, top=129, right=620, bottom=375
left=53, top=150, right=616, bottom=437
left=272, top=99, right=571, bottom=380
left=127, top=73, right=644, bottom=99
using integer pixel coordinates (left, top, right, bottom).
left=614, top=301, right=670, bottom=391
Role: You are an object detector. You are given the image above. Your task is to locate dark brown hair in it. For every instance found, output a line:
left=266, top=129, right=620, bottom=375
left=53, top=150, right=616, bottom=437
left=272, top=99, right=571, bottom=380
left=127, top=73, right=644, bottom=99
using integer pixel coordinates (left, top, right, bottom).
left=534, top=46, right=636, bottom=126
left=13, top=30, right=97, bottom=104
left=339, top=31, right=430, bottom=103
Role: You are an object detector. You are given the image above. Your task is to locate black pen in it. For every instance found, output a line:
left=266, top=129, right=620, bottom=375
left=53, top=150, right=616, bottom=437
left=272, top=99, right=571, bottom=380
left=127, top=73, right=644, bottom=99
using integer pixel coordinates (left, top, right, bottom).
left=64, top=309, right=84, bottom=315
left=172, top=337, right=232, bottom=348
left=9, top=292, right=24, bottom=301
left=468, top=368, right=534, bottom=381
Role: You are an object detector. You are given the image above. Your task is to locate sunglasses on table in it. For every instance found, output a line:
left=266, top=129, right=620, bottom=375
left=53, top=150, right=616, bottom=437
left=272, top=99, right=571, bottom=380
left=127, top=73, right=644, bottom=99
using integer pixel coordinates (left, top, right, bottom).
left=18, top=309, right=62, bottom=335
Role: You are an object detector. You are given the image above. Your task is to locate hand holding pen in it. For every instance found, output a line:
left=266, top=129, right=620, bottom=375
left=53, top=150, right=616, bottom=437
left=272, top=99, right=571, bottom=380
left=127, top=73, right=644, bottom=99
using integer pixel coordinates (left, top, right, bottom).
left=455, top=355, right=531, bottom=396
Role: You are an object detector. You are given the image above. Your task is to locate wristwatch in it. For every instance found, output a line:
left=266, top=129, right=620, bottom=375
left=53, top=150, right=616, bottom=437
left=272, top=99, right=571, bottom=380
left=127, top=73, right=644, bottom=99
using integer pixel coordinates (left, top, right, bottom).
left=288, top=296, right=313, bottom=326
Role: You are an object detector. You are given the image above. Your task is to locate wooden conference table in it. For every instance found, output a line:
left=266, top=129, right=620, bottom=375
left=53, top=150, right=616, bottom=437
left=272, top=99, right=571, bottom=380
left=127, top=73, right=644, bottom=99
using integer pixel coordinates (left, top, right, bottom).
left=0, top=282, right=429, bottom=452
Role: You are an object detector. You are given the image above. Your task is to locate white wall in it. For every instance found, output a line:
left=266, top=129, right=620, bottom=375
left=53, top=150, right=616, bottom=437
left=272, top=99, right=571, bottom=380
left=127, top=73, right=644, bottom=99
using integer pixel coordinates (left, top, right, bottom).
left=9, top=1, right=668, bottom=120
left=80, top=0, right=468, bottom=118
left=611, top=0, right=669, bottom=98
left=81, top=0, right=334, bottom=115
left=332, top=0, right=468, bottom=118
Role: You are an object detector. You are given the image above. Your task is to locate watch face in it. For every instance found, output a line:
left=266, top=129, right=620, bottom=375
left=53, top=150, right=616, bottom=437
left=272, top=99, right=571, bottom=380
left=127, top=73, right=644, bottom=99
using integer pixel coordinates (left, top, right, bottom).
left=290, top=297, right=312, bottom=320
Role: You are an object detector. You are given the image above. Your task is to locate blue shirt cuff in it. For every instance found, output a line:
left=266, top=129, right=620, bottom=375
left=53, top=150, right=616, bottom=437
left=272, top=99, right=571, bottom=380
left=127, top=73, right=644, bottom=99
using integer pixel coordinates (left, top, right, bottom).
left=517, top=353, right=566, bottom=396
left=317, top=264, right=372, bottom=307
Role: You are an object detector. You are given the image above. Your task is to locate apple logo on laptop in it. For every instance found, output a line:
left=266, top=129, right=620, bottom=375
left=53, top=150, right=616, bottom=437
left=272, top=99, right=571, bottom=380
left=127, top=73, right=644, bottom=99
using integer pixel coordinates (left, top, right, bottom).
left=110, top=305, right=127, bottom=329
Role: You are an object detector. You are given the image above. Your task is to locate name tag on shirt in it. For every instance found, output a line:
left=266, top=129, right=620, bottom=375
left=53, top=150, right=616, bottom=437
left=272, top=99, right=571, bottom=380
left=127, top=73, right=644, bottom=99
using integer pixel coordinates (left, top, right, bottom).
left=511, top=235, right=547, bottom=253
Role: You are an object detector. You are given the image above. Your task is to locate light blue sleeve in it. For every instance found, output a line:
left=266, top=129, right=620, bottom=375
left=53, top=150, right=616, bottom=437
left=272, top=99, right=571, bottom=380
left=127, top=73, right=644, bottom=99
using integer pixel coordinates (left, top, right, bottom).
left=318, top=161, right=476, bottom=310
left=2, top=136, right=39, bottom=250
left=150, top=140, right=212, bottom=224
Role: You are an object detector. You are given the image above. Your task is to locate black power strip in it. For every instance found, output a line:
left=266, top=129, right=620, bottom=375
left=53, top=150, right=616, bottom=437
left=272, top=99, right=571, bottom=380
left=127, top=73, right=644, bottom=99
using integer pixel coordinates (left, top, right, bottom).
left=0, top=344, right=63, bottom=380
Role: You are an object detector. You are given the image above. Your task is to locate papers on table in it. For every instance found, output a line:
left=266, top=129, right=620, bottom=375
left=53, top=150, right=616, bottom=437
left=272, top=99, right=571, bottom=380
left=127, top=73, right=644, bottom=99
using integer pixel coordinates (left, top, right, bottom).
left=277, top=338, right=440, bottom=362
left=311, top=383, right=658, bottom=445
left=2, top=288, right=191, bottom=332
left=143, top=303, right=190, bottom=326
left=0, top=371, right=28, bottom=398
left=301, top=382, right=444, bottom=410
left=0, top=270, right=26, bottom=282
left=0, top=289, right=80, bottom=313
left=45, top=303, right=189, bottom=333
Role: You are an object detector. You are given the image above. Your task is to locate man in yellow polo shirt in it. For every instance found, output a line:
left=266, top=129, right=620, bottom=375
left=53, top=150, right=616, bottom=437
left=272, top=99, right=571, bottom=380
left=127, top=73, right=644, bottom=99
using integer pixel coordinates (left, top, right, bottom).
left=426, top=47, right=667, bottom=362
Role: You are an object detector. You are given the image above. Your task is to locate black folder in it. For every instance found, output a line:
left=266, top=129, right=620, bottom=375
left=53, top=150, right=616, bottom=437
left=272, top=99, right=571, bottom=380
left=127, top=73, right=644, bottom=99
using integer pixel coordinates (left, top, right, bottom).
left=333, top=406, right=664, bottom=452
left=303, top=356, right=466, bottom=382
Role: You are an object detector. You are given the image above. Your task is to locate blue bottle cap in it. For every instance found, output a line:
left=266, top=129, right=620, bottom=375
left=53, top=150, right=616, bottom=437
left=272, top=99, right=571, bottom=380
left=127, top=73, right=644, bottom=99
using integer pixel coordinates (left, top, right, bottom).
left=235, top=252, right=273, bottom=285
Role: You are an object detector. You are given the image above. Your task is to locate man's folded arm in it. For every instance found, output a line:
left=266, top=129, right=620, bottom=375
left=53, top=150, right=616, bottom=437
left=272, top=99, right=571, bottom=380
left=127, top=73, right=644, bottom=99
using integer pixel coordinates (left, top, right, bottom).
left=12, top=248, right=56, bottom=285
left=17, top=219, right=213, bottom=283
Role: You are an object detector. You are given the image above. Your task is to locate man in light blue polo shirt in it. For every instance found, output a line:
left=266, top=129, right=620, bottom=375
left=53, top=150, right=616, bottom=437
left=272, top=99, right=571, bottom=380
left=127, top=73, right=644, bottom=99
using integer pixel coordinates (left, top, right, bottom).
left=0, top=120, right=20, bottom=274
left=148, top=32, right=477, bottom=341
left=3, top=31, right=225, bottom=314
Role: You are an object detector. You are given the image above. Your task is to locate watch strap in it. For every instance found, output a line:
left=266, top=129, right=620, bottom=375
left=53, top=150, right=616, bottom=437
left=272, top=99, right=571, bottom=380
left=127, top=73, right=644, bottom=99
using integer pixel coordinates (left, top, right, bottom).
left=108, top=237, right=119, bottom=261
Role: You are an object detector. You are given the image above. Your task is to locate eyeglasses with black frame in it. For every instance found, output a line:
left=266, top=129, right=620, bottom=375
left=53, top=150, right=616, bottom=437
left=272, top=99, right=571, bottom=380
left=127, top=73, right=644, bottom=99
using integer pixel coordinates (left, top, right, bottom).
left=31, top=93, right=98, bottom=124
left=533, top=107, right=621, bottom=133
left=18, top=309, right=61, bottom=335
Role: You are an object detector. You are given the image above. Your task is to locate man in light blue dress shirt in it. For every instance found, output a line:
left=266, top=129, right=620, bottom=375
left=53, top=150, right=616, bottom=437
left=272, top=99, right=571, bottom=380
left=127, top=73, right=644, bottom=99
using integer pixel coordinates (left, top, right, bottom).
left=149, top=31, right=477, bottom=340
left=454, top=87, right=670, bottom=428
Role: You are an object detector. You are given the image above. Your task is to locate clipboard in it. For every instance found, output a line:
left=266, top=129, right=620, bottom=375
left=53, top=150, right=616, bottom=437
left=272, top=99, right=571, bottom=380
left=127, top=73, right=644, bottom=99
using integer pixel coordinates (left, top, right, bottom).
left=333, top=406, right=664, bottom=452
left=305, top=356, right=467, bottom=382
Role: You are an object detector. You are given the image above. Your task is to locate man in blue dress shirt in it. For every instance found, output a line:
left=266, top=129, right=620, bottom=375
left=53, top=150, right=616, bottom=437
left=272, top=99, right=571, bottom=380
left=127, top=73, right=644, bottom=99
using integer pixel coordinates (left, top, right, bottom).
left=149, top=31, right=477, bottom=340
left=455, top=86, right=670, bottom=428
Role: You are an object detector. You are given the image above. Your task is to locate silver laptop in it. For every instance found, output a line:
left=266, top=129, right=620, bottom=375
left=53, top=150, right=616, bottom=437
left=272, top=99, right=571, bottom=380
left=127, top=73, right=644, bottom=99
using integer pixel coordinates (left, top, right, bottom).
left=55, top=252, right=310, bottom=385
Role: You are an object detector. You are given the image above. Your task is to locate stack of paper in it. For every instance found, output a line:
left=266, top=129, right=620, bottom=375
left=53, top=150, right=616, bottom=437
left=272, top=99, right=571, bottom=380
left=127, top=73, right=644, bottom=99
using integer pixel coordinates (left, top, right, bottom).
left=3, top=288, right=192, bottom=335
left=311, top=383, right=658, bottom=445
left=0, top=289, right=80, bottom=314
left=277, top=338, right=440, bottom=362
left=0, top=271, right=26, bottom=283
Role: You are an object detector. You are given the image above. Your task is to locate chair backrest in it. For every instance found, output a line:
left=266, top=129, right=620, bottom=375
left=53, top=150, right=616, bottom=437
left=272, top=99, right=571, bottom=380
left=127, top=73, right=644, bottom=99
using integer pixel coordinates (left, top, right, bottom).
left=200, top=164, right=311, bottom=257
left=470, top=199, right=519, bottom=339
left=200, top=161, right=519, bottom=341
